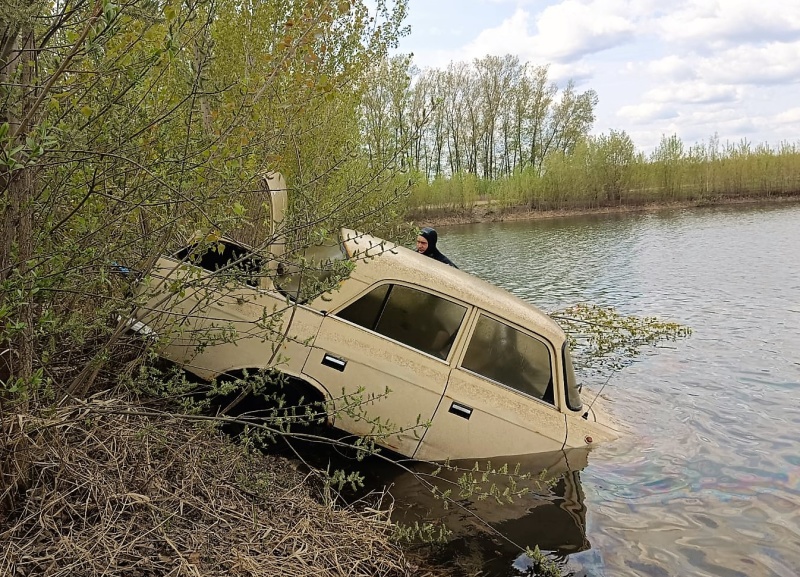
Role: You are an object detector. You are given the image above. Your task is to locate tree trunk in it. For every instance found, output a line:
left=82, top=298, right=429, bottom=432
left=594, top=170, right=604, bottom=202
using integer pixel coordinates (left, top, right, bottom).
left=1, top=23, right=35, bottom=391
left=1, top=20, right=35, bottom=519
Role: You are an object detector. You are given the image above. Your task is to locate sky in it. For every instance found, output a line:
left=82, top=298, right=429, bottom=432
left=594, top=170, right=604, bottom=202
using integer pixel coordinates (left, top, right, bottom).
left=392, top=0, right=800, bottom=153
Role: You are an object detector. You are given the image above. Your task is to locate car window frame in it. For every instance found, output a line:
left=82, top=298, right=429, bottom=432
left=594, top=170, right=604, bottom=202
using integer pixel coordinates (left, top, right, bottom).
left=330, top=281, right=473, bottom=364
left=454, top=310, right=561, bottom=411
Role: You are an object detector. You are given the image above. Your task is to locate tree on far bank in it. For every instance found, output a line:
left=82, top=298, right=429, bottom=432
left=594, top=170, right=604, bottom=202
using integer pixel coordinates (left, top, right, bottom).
left=359, top=55, right=598, bottom=181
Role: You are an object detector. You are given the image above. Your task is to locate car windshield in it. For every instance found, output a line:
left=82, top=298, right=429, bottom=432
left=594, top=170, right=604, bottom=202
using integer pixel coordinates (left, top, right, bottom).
left=562, top=342, right=583, bottom=412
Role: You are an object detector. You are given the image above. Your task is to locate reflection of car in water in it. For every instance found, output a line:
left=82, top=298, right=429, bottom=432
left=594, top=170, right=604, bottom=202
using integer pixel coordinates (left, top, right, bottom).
left=355, top=448, right=591, bottom=572
left=126, top=172, right=620, bottom=460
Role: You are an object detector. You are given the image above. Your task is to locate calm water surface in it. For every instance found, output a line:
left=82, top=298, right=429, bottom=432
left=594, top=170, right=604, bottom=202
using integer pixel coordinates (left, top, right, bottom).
left=426, top=203, right=799, bottom=576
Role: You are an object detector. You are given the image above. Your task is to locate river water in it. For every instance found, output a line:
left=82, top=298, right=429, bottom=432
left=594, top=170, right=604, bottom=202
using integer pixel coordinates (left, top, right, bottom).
left=421, top=202, right=800, bottom=576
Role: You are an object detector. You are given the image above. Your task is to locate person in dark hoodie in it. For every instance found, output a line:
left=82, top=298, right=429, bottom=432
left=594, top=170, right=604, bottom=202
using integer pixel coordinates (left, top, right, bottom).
left=416, top=227, right=458, bottom=268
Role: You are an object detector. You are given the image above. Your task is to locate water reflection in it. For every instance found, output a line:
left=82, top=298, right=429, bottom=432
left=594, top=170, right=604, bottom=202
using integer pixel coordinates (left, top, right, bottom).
left=439, top=464, right=588, bottom=577
left=277, top=429, right=595, bottom=573
left=299, top=445, right=594, bottom=576
left=385, top=448, right=589, bottom=551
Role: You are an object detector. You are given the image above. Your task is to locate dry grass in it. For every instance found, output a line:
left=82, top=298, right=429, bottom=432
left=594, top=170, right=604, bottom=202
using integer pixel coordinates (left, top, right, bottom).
left=1, top=396, right=438, bottom=577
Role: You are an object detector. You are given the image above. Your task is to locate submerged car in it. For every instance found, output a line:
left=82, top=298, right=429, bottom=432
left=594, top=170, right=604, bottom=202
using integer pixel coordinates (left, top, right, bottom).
left=129, top=173, right=620, bottom=460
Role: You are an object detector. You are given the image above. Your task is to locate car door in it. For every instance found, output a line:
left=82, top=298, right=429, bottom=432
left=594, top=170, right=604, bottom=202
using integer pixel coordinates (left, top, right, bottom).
left=415, top=312, right=568, bottom=461
left=302, top=282, right=469, bottom=457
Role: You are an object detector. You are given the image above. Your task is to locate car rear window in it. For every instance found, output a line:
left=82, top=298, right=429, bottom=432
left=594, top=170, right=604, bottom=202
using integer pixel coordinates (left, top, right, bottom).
left=275, top=240, right=348, bottom=302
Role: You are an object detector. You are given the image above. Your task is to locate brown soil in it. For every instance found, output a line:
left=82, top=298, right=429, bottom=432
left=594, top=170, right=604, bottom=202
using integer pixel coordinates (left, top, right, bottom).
left=412, top=194, right=800, bottom=228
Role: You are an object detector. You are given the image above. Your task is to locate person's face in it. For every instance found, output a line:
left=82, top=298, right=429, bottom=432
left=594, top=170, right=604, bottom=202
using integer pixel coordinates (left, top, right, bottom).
left=416, top=235, right=428, bottom=253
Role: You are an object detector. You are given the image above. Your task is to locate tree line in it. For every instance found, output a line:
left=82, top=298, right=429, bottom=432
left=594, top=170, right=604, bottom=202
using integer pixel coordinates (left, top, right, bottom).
left=358, top=55, right=800, bottom=213
left=407, top=132, right=800, bottom=214
left=360, top=54, right=598, bottom=180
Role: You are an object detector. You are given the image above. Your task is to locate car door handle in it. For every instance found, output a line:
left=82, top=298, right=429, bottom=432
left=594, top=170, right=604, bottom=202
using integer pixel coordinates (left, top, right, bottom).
left=321, top=353, right=347, bottom=372
left=448, top=401, right=473, bottom=420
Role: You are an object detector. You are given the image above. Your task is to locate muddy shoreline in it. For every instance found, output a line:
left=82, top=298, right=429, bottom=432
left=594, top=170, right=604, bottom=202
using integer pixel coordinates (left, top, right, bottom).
left=412, top=194, right=800, bottom=228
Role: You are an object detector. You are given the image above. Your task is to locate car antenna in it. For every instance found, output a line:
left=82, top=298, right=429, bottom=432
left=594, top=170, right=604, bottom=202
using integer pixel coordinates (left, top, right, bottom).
left=583, top=367, right=618, bottom=420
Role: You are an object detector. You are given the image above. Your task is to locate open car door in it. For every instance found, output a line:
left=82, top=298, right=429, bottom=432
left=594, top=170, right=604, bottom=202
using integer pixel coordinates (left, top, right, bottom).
left=226, top=171, right=288, bottom=289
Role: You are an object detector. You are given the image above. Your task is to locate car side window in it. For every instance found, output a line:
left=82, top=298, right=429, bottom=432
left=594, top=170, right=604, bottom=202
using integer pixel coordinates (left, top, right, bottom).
left=336, top=284, right=467, bottom=359
left=336, top=283, right=390, bottom=329
left=461, top=314, right=554, bottom=405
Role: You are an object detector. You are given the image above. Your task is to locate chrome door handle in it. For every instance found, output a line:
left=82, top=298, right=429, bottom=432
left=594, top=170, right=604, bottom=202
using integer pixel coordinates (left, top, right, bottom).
left=321, top=353, right=347, bottom=372
left=448, top=401, right=473, bottom=420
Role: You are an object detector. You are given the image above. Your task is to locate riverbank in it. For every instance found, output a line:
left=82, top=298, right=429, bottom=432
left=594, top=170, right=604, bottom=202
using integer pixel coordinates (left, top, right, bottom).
left=410, top=193, right=800, bottom=228
left=0, top=396, right=449, bottom=577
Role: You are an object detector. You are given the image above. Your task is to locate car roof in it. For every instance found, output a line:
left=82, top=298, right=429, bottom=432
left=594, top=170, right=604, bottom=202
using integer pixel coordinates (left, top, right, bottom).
left=338, top=229, right=566, bottom=345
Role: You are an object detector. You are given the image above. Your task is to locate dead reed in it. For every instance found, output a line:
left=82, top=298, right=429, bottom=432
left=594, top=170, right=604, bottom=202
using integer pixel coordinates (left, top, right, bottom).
left=1, top=396, right=436, bottom=577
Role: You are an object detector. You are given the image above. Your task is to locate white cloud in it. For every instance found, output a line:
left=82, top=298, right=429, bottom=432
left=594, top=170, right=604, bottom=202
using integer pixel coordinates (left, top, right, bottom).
left=656, top=0, right=800, bottom=49
left=644, top=83, right=740, bottom=105
left=547, top=62, right=594, bottom=86
left=462, top=2, right=642, bottom=65
left=774, top=107, right=800, bottom=123
left=639, top=41, right=800, bottom=90
left=529, top=1, right=638, bottom=62
left=698, top=42, right=800, bottom=85
left=462, top=9, right=537, bottom=62
left=646, top=56, right=695, bottom=81
left=617, top=102, right=679, bottom=123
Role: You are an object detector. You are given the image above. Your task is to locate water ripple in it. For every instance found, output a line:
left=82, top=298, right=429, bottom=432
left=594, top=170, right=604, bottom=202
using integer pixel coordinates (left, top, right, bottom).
left=438, top=203, right=800, bottom=576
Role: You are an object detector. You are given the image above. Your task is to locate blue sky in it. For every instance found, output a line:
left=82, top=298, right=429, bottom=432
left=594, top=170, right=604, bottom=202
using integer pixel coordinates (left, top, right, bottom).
left=392, top=0, right=800, bottom=153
